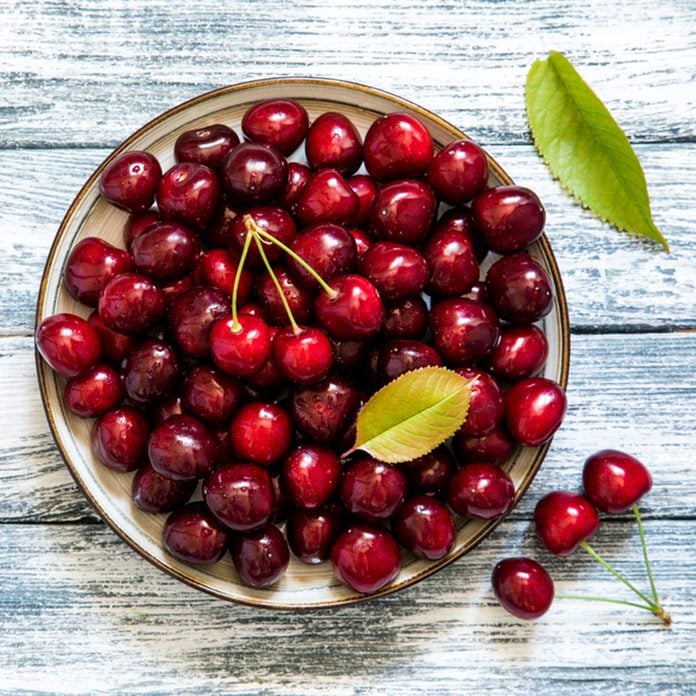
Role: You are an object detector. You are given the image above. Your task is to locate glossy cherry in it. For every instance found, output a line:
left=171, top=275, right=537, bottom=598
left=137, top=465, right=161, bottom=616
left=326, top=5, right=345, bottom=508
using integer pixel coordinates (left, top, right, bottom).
left=256, top=267, right=314, bottom=325
left=230, top=524, right=290, bottom=588
left=340, top=457, right=407, bottom=521
left=305, top=112, right=362, bottom=175
left=99, top=150, right=162, bottom=213
left=399, top=445, right=457, bottom=496
left=492, top=557, right=555, bottom=620
left=210, top=314, right=272, bottom=378
left=163, top=502, right=229, bottom=565
left=486, top=325, right=549, bottom=382
left=286, top=505, right=345, bottom=564
left=228, top=206, right=296, bottom=267
left=228, top=402, right=293, bottom=465
left=156, top=162, right=221, bottom=230
left=331, top=338, right=369, bottom=372
left=281, top=444, right=341, bottom=509
left=223, top=141, right=288, bottom=207
left=534, top=491, right=600, bottom=556
left=369, top=179, right=436, bottom=245
left=505, top=377, right=567, bottom=446
left=132, top=462, right=196, bottom=513
left=150, top=395, right=186, bottom=426
left=433, top=206, right=487, bottom=263
left=36, top=313, right=102, bottom=377
left=348, top=227, right=373, bottom=258
left=281, top=162, right=312, bottom=211
left=131, top=221, right=200, bottom=281
left=91, top=406, right=149, bottom=472
left=453, top=425, right=517, bottom=465
left=348, top=175, right=378, bottom=227
left=174, top=123, right=240, bottom=171
left=181, top=364, right=243, bottom=426
left=193, top=248, right=253, bottom=303
left=87, top=310, right=135, bottom=367
left=447, top=463, right=515, bottom=520
left=160, top=274, right=194, bottom=305
left=123, top=339, right=180, bottom=405
left=244, top=327, right=287, bottom=392
left=456, top=368, right=504, bottom=438
left=427, top=139, right=488, bottom=204
left=377, top=339, right=442, bottom=382
left=123, top=210, right=160, bottom=251
left=382, top=295, right=428, bottom=340
left=359, top=241, right=429, bottom=302
left=295, top=168, right=359, bottom=227
left=272, top=326, right=334, bottom=385
left=98, top=273, right=165, bottom=335
left=241, top=98, right=309, bottom=156
left=424, top=227, right=480, bottom=298
left=393, top=496, right=456, bottom=560
left=64, top=364, right=124, bottom=418
left=168, top=286, right=228, bottom=359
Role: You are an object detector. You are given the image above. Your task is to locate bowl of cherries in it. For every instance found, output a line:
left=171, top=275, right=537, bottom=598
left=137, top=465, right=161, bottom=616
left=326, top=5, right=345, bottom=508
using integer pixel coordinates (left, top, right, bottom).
left=35, top=78, right=569, bottom=608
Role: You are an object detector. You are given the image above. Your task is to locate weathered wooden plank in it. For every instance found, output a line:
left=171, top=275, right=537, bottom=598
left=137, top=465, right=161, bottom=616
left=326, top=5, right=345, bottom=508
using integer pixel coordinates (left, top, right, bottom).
left=1, top=144, right=694, bottom=336
left=0, top=0, right=694, bottom=148
left=4, top=331, right=695, bottom=522
left=0, top=520, right=692, bottom=694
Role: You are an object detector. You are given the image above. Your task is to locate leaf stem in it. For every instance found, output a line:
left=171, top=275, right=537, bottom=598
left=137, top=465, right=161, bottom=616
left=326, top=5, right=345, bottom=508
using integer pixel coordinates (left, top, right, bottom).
left=633, top=503, right=659, bottom=605
left=231, top=219, right=255, bottom=332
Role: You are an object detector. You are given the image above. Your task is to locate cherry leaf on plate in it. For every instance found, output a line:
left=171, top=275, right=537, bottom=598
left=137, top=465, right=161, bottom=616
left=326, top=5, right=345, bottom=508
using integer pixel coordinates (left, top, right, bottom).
left=345, top=366, right=472, bottom=464
left=526, top=51, right=669, bottom=251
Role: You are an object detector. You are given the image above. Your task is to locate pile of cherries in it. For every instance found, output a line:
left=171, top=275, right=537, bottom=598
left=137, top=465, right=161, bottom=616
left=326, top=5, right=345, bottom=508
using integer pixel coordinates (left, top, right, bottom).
left=36, top=97, right=568, bottom=595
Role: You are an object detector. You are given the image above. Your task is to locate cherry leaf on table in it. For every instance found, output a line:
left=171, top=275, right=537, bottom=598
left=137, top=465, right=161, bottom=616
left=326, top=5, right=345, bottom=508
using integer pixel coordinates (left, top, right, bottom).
left=525, top=51, right=669, bottom=251
left=346, top=366, right=472, bottom=464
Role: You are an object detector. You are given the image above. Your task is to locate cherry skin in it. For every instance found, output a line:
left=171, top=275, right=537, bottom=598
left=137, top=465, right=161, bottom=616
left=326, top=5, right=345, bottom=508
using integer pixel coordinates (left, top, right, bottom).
left=369, top=179, right=436, bottom=245
left=87, top=310, right=136, bottom=367
left=453, top=425, right=517, bottom=465
left=91, top=406, right=149, bottom=472
left=456, top=368, right=504, bottom=438
left=63, top=237, right=133, bottom=306
left=348, top=175, right=379, bottom=227
left=281, top=444, right=341, bottom=509
left=148, top=414, right=217, bottom=481
left=447, top=463, right=515, bottom=520
left=193, top=248, right=253, bottom=304
left=36, top=313, right=102, bottom=378
left=223, top=141, right=288, bottom=207
left=462, top=281, right=488, bottom=304
left=241, top=98, right=309, bottom=156
left=295, top=168, right=360, bottom=227
left=272, top=326, right=334, bottom=385
left=281, top=162, right=312, bottom=212
left=228, top=402, right=293, bottom=466
left=244, top=327, right=287, bottom=392
left=160, top=274, right=194, bottom=306
left=130, top=221, right=200, bottom=282
left=230, top=524, right=290, bottom=588
left=392, top=495, right=456, bottom=560
left=286, top=505, right=345, bottom=564
left=149, top=395, right=185, bottom=426
left=156, top=162, right=221, bottom=230
left=123, top=339, right=180, bottom=405
left=534, top=491, right=600, bottom=556
left=400, top=445, right=457, bottom=496
left=181, top=364, right=243, bottom=426
left=429, top=298, right=500, bottom=366
left=256, top=267, right=314, bottom=325
left=471, top=186, right=545, bottom=254
left=123, top=210, right=160, bottom=251
left=331, top=338, right=369, bottom=372
left=424, top=227, right=480, bottom=298
left=582, top=450, right=653, bottom=514
left=427, top=139, right=489, bottom=205
left=331, top=524, right=401, bottom=594
left=315, top=274, right=385, bottom=341
left=287, top=223, right=358, bottom=290
left=505, top=377, right=567, bottom=446
left=340, top=457, right=407, bottom=522
left=486, top=324, right=549, bottom=382
left=132, top=462, right=196, bottom=513
left=64, top=364, right=124, bottom=418
left=203, top=462, right=275, bottom=532
left=98, top=273, right=165, bottom=335
left=492, top=557, right=555, bottom=620
left=359, top=241, right=429, bottom=302
left=228, top=206, right=296, bottom=267
left=174, top=123, right=239, bottom=171
left=210, top=314, right=272, bottom=378
left=486, top=253, right=553, bottom=324
left=348, top=227, right=374, bottom=258
left=163, top=502, right=229, bottom=565
left=363, top=112, right=434, bottom=181
left=377, top=339, right=442, bottom=382
left=305, top=112, right=363, bottom=175
left=99, top=150, right=162, bottom=213
left=168, top=286, right=228, bottom=359
left=382, top=295, right=428, bottom=340
left=201, top=204, right=236, bottom=249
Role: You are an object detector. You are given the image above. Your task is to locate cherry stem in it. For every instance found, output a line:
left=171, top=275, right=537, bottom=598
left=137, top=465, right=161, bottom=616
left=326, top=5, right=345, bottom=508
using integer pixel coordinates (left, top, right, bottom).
left=231, top=220, right=255, bottom=332
left=633, top=503, right=659, bottom=605
left=253, top=233, right=300, bottom=335
left=555, top=593, right=654, bottom=612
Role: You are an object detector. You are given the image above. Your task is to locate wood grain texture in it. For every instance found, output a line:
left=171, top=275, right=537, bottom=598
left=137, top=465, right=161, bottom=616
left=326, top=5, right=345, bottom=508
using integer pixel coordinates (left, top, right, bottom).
left=1, top=144, right=694, bottom=337
left=0, top=0, right=694, bottom=148
left=1, top=521, right=692, bottom=695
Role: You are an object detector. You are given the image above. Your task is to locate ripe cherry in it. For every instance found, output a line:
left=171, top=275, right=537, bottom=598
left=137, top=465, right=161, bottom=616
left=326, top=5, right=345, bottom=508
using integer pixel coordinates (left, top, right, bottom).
left=256, top=267, right=314, bottom=325
left=399, top=445, right=456, bottom=496
left=193, top=248, right=253, bottom=303
left=453, top=425, right=517, bottom=465
left=99, top=150, right=162, bottom=213
left=91, top=406, right=149, bottom=472
left=486, top=325, right=549, bottom=382
left=392, top=496, right=456, bottom=560
left=305, top=112, right=362, bottom=175
left=447, top=463, right=515, bottom=519
left=534, top=491, right=600, bottom=556
left=181, top=364, right=243, bottom=426
left=228, top=206, right=296, bottom=267
left=168, top=286, right=228, bottom=359
left=505, top=377, right=567, bottom=446
left=427, top=139, right=489, bottom=204
left=382, top=295, right=428, bottom=340
left=286, top=505, right=346, bottom=564
left=456, top=368, right=504, bottom=438
left=174, top=123, right=239, bottom=171
left=281, top=162, right=312, bottom=212
left=241, top=98, right=309, bottom=156
left=87, top=310, right=135, bottom=367
left=348, top=227, right=374, bottom=258
left=348, top=175, right=378, bottom=227
left=359, top=241, right=429, bottom=302
left=98, top=273, right=165, bottom=335
left=36, top=313, right=102, bottom=378
left=223, top=141, right=288, bottom=208
left=123, top=210, right=160, bottom=251
left=492, top=557, right=555, bottom=620
left=369, top=179, right=436, bottom=245
left=209, top=314, right=272, bottom=378
left=164, top=502, right=229, bottom=565
left=424, top=227, right=480, bottom=298
left=295, top=168, right=360, bottom=227
left=282, top=444, right=341, bottom=509
left=64, top=364, right=124, bottom=418
left=228, top=402, right=293, bottom=465
left=340, top=457, right=407, bottom=522
left=156, top=162, right=221, bottom=230
left=433, top=207, right=487, bottom=264
left=230, top=524, right=290, bottom=588
left=377, top=339, right=442, bottom=382
left=123, top=339, right=180, bottom=405
left=272, top=326, right=334, bottom=385
left=132, top=462, right=196, bottom=513
left=131, top=221, right=200, bottom=282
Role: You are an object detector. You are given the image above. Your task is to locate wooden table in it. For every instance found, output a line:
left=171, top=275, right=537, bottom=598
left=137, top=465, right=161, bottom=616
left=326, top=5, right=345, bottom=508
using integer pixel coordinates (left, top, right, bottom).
left=2, top=1, right=694, bottom=693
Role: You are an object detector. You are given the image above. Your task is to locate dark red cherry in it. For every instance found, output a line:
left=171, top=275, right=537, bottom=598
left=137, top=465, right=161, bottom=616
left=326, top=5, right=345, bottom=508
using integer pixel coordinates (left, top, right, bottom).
left=428, top=139, right=488, bottom=204
left=123, top=339, right=180, bottom=405
left=393, top=496, right=456, bottom=560
left=364, top=113, right=434, bottom=181
left=36, top=313, right=102, bottom=377
left=456, top=368, right=503, bottom=438
left=382, top=295, right=428, bottom=340
left=201, top=204, right=237, bottom=249
left=331, top=338, right=369, bottom=372
left=347, top=175, right=379, bottom=227
left=87, top=310, right=135, bottom=367
left=203, top=462, right=274, bottom=531
left=453, top=425, right=517, bottom=465
left=131, top=221, right=200, bottom=282
left=534, top=491, right=600, bottom=556
left=492, top=557, right=555, bottom=620
left=168, top=286, right=229, bottom=359
left=486, top=253, right=553, bottom=324
left=132, top=462, right=196, bottom=513
left=369, top=179, right=436, bottom=245
left=210, top=314, right=272, bottom=378
left=223, top=141, right=288, bottom=207
left=582, top=450, right=653, bottom=514
left=349, top=228, right=373, bottom=259
left=272, top=326, right=334, bottom=385
left=229, top=402, right=293, bottom=466
left=282, top=444, right=341, bottom=509
left=359, top=241, right=429, bottom=302
left=340, top=457, right=407, bottom=521
left=471, top=186, right=545, bottom=254
left=286, top=505, right=345, bottom=564
left=231, top=524, right=290, bottom=588
left=429, top=298, right=500, bottom=365
left=163, top=502, right=229, bottom=564
left=156, top=162, right=221, bottom=230
left=244, top=326, right=287, bottom=391
left=447, top=462, right=515, bottom=519
left=91, top=406, right=149, bottom=472
left=98, top=273, right=165, bottom=335
left=123, top=210, right=160, bottom=251
left=505, top=377, right=566, bottom=446
left=149, top=395, right=186, bottom=426
left=315, top=274, right=384, bottom=341
left=64, top=364, right=124, bottom=418
left=399, top=445, right=456, bottom=496
left=181, top=364, right=243, bottom=426
left=193, top=249, right=253, bottom=303
left=159, top=274, right=194, bottom=306
left=331, top=524, right=401, bottom=594
left=433, top=206, right=487, bottom=264
left=148, top=414, right=217, bottom=481
left=295, top=169, right=360, bottom=227
left=305, top=112, right=362, bottom=175
left=290, top=375, right=360, bottom=443
left=287, top=223, right=357, bottom=289
left=256, top=267, right=314, bottom=325
left=486, top=324, right=549, bottom=381
left=228, top=206, right=296, bottom=267
left=281, top=162, right=312, bottom=211
left=377, top=339, right=442, bottom=382
left=174, top=123, right=240, bottom=171
left=424, top=228, right=480, bottom=298
left=241, top=98, right=309, bottom=156
left=99, top=150, right=162, bottom=213
left=64, top=237, right=133, bottom=306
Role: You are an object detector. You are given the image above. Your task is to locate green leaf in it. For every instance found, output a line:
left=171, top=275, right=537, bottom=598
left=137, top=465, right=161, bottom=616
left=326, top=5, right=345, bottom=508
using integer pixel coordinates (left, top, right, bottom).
left=526, top=51, right=669, bottom=251
left=346, top=367, right=472, bottom=464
